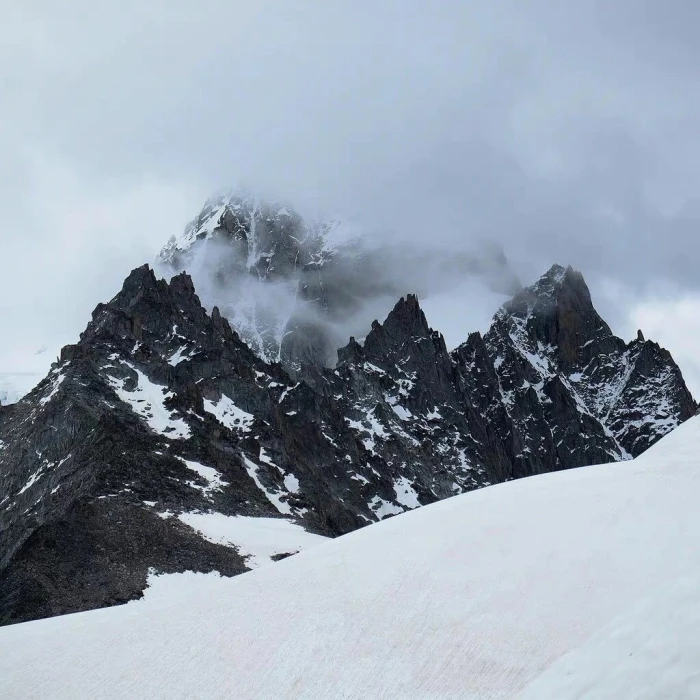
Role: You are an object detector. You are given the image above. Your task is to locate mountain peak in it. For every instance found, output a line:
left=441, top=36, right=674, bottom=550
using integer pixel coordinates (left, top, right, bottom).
left=157, top=192, right=308, bottom=271
left=120, top=262, right=157, bottom=286
left=110, top=265, right=201, bottom=315
left=385, top=294, right=426, bottom=327
left=336, top=293, right=446, bottom=372
left=544, top=262, right=572, bottom=279
left=542, top=262, right=569, bottom=282
left=492, top=263, right=615, bottom=369
left=481, top=262, right=696, bottom=465
left=528, top=264, right=589, bottom=302
left=362, top=295, right=436, bottom=361
left=109, top=264, right=168, bottom=312
left=156, top=192, right=350, bottom=368
left=80, top=266, right=214, bottom=355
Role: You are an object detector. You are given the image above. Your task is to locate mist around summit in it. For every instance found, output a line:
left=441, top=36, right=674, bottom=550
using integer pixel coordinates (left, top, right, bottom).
left=155, top=193, right=523, bottom=370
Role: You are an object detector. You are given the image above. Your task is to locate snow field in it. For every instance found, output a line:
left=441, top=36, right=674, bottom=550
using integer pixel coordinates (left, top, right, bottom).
left=3, top=417, right=700, bottom=698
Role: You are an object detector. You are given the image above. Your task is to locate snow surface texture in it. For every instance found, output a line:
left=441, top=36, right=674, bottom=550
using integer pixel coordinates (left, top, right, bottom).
left=4, top=417, right=700, bottom=699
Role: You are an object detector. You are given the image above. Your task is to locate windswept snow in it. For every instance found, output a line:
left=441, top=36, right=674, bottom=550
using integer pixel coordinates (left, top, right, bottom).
left=389, top=403, right=412, bottom=421
left=283, top=473, right=300, bottom=494
left=393, top=476, right=421, bottom=509
left=345, top=409, right=389, bottom=455
left=162, top=203, right=227, bottom=255
left=38, top=369, right=66, bottom=406
left=167, top=346, right=191, bottom=366
left=17, top=470, right=43, bottom=496
left=4, top=417, right=700, bottom=698
left=367, top=494, right=403, bottom=519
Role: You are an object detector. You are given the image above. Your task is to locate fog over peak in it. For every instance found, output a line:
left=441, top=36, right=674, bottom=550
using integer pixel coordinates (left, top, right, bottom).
left=154, top=192, right=522, bottom=368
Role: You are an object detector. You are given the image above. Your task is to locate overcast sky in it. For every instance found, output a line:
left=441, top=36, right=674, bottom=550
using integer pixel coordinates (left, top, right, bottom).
left=2, top=1, right=700, bottom=392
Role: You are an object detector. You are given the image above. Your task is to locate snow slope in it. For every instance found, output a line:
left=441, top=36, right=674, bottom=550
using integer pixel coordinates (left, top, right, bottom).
left=3, top=417, right=700, bottom=699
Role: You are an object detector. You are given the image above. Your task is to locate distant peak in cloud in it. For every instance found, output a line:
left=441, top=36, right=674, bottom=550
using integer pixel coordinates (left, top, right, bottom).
left=155, top=191, right=523, bottom=371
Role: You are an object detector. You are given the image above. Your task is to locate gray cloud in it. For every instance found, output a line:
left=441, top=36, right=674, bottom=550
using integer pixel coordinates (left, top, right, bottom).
left=2, top=0, right=700, bottom=388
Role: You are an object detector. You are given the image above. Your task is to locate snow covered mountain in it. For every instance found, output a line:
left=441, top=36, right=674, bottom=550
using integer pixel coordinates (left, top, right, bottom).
left=3, top=414, right=700, bottom=699
left=158, top=194, right=342, bottom=363
left=0, top=257, right=693, bottom=626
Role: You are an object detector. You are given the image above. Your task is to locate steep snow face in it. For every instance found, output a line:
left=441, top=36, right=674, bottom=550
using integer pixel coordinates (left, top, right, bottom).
left=105, top=362, right=191, bottom=440
left=3, top=417, right=700, bottom=699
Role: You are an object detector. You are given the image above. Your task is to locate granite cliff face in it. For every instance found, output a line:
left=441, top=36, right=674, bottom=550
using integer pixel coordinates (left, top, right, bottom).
left=0, top=240, right=694, bottom=626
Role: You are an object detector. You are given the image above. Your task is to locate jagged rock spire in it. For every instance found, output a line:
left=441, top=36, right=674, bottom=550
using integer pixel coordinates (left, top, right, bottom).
left=494, top=264, right=619, bottom=369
